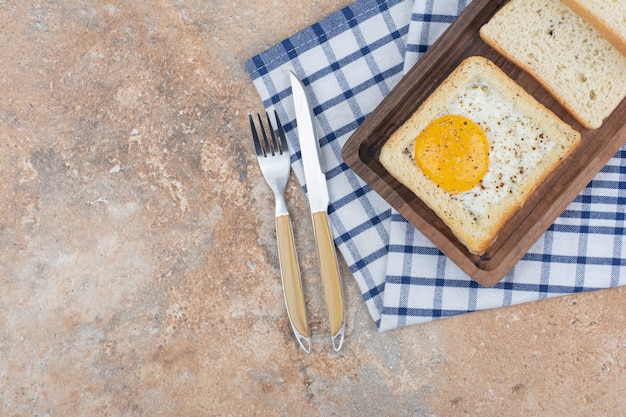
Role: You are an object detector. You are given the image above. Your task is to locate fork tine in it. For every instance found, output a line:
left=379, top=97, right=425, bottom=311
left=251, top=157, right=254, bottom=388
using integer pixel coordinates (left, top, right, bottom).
left=249, top=113, right=265, bottom=157
left=273, top=110, right=289, bottom=155
left=257, top=113, right=273, bottom=156
left=265, top=111, right=280, bottom=156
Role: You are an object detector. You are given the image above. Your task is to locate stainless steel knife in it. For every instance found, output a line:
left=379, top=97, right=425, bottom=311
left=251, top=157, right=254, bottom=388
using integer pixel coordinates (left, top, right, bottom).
left=290, top=71, right=345, bottom=352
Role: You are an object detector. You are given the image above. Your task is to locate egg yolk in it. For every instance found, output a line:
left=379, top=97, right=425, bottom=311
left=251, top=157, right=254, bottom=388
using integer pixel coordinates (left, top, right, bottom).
left=414, top=114, right=489, bottom=193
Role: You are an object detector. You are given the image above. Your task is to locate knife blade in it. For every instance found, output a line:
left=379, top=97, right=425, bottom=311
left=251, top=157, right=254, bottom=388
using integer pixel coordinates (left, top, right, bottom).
left=290, top=71, right=345, bottom=352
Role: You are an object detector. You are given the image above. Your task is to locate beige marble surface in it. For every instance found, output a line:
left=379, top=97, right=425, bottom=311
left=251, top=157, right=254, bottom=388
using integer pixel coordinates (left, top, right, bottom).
left=1, top=1, right=625, bottom=416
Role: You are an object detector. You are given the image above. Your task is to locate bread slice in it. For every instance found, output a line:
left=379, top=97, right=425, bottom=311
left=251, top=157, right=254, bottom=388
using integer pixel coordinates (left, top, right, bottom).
left=560, top=0, right=626, bottom=56
left=380, top=56, right=580, bottom=255
left=479, top=0, right=626, bottom=129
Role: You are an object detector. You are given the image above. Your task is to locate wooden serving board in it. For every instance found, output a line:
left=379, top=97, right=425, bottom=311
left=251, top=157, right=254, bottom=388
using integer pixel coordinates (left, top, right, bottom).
left=342, top=0, right=626, bottom=287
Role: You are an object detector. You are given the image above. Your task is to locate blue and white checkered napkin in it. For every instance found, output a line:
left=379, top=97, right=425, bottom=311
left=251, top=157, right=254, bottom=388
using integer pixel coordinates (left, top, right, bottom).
left=245, top=0, right=626, bottom=331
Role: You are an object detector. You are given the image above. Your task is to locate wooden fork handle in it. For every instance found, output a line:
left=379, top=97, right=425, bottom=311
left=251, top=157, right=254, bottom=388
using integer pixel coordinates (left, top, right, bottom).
left=275, top=214, right=311, bottom=353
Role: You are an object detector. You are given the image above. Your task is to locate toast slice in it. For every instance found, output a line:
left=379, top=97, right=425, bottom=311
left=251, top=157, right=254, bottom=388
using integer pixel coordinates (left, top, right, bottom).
left=561, top=0, right=626, bottom=57
left=479, top=0, right=626, bottom=129
left=380, top=56, right=580, bottom=255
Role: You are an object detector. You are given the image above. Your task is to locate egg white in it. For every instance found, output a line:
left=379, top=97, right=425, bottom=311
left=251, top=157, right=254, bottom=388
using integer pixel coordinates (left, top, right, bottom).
left=438, top=77, right=556, bottom=220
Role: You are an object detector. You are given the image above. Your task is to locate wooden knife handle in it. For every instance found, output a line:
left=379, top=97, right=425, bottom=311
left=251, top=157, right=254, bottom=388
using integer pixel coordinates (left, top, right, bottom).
left=276, top=214, right=311, bottom=353
left=311, top=211, right=345, bottom=351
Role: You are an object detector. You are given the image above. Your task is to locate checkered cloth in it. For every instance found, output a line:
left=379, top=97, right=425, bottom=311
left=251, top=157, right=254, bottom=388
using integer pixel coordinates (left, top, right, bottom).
left=245, top=0, right=626, bottom=331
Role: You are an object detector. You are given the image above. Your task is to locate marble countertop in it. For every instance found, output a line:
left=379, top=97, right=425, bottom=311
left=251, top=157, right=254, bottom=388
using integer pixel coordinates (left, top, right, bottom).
left=2, top=1, right=625, bottom=415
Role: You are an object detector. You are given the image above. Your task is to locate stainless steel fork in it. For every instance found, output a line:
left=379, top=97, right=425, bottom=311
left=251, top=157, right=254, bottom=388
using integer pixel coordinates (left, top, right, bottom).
left=249, top=111, right=311, bottom=353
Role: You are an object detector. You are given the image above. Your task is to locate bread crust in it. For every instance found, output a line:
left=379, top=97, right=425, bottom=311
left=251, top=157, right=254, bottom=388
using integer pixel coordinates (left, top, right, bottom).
left=560, top=0, right=626, bottom=56
left=380, top=56, right=580, bottom=255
